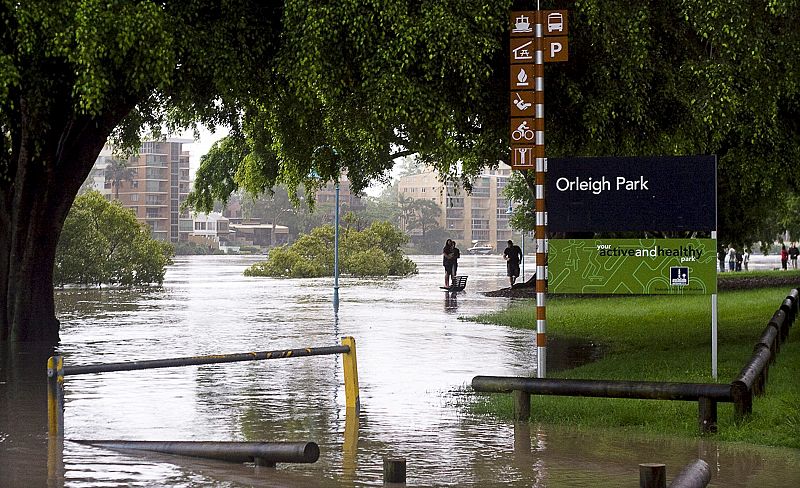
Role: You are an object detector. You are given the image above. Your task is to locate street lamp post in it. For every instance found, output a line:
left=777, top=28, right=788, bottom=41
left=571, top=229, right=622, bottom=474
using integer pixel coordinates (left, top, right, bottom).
left=333, top=181, right=340, bottom=313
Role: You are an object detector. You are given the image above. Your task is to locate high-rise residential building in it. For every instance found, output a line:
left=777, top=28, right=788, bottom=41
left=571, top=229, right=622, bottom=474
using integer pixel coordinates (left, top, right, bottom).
left=397, top=163, right=516, bottom=253
left=89, top=138, right=193, bottom=243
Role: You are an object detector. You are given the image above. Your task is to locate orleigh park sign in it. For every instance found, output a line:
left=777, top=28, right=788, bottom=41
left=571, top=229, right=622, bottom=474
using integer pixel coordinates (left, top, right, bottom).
left=545, top=156, right=717, bottom=295
left=547, top=156, right=717, bottom=233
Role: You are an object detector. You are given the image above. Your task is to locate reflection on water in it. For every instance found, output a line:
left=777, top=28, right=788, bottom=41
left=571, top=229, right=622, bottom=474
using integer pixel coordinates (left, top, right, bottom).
left=444, top=291, right=459, bottom=313
left=1, top=255, right=798, bottom=486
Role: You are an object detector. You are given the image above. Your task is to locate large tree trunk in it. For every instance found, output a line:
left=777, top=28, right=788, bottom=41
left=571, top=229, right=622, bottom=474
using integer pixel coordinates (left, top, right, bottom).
left=0, top=92, right=133, bottom=343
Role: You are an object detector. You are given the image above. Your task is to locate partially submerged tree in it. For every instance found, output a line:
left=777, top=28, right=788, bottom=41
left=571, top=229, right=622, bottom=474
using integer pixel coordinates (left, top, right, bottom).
left=244, top=221, right=417, bottom=278
left=55, top=191, right=173, bottom=288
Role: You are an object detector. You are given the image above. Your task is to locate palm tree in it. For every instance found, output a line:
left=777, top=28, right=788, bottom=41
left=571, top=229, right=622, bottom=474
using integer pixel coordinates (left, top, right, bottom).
left=408, top=198, right=442, bottom=240
left=104, top=159, right=137, bottom=200
left=398, top=194, right=415, bottom=232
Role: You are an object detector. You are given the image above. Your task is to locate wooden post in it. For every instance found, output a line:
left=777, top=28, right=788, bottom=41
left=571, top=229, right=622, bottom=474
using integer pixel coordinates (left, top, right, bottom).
left=341, top=336, right=360, bottom=413
left=513, top=390, right=530, bottom=421
left=697, top=396, right=717, bottom=434
left=639, top=463, right=666, bottom=488
left=383, top=457, right=406, bottom=484
left=47, top=355, right=64, bottom=437
left=731, top=382, right=752, bottom=422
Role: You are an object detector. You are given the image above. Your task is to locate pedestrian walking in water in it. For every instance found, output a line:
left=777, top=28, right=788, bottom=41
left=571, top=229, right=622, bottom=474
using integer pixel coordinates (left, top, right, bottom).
left=503, top=240, right=523, bottom=287
left=451, top=241, right=461, bottom=277
left=442, top=239, right=456, bottom=287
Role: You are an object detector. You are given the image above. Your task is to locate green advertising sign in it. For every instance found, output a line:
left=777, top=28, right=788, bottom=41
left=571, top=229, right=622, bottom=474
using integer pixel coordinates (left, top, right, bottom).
left=549, top=239, right=717, bottom=295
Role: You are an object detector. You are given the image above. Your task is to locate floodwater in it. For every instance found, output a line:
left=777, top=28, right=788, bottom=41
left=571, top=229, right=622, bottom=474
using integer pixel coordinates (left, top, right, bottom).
left=1, top=254, right=798, bottom=487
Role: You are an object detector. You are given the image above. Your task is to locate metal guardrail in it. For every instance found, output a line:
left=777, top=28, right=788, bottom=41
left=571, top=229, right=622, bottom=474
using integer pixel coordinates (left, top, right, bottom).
left=47, top=337, right=360, bottom=438
left=472, top=289, right=797, bottom=434
left=472, top=376, right=731, bottom=433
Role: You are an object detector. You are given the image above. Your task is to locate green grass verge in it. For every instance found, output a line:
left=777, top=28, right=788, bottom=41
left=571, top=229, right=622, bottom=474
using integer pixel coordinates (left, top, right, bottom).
left=718, top=269, right=800, bottom=280
left=470, top=287, right=800, bottom=449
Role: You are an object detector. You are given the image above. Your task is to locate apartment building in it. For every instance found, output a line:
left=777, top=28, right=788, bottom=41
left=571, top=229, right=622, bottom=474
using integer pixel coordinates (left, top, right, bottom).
left=314, top=176, right=366, bottom=214
left=397, top=164, right=515, bottom=253
left=91, top=138, right=192, bottom=243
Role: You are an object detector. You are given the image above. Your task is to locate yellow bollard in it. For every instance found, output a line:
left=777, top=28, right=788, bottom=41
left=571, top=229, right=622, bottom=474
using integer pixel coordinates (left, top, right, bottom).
left=340, top=336, right=360, bottom=413
left=46, top=355, right=64, bottom=437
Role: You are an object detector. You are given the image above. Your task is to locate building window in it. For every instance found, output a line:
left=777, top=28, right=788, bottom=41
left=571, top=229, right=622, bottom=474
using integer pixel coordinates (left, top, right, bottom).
left=130, top=194, right=139, bottom=202
left=447, top=197, right=464, bottom=208
left=472, top=230, right=490, bottom=241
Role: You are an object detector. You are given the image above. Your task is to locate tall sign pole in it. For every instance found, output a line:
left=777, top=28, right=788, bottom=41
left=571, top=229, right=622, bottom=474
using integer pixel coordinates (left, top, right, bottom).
left=533, top=8, right=548, bottom=378
left=510, top=8, right=568, bottom=378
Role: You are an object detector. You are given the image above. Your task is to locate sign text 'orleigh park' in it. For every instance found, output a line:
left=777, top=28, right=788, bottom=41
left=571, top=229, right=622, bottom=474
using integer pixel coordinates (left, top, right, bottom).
left=546, top=156, right=716, bottom=233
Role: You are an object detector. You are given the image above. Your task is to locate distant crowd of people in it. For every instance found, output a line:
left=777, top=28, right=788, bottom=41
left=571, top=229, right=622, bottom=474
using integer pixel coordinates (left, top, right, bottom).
left=718, top=243, right=799, bottom=272
left=718, top=245, right=750, bottom=272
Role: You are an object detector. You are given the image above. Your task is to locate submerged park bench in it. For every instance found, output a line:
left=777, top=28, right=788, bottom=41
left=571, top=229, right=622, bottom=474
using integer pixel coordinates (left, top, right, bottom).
left=441, top=275, right=468, bottom=292
left=473, top=289, right=798, bottom=434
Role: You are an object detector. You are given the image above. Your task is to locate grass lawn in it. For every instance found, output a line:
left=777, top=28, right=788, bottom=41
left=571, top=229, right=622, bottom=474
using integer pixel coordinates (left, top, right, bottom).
left=470, top=286, right=800, bottom=449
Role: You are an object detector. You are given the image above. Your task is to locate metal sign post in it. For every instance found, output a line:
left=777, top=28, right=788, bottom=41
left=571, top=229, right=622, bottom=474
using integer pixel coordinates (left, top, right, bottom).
left=510, top=8, right=568, bottom=378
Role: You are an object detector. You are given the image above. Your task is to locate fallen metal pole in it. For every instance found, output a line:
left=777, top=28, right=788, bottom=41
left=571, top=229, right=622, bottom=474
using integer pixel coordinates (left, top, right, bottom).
left=472, top=376, right=732, bottom=401
left=62, top=346, right=350, bottom=376
left=668, top=459, right=711, bottom=488
left=72, top=440, right=319, bottom=466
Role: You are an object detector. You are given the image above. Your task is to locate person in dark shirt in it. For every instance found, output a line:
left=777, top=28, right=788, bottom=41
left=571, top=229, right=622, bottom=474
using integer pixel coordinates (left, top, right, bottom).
left=442, top=239, right=456, bottom=287
left=451, top=241, right=461, bottom=277
left=503, top=240, right=523, bottom=286
left=789, top=242, right=799, bottom=269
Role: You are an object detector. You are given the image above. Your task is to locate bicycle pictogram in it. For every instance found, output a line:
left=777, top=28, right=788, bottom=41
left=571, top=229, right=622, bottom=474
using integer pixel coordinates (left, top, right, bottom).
left=512, top=120, right=535, bottom=141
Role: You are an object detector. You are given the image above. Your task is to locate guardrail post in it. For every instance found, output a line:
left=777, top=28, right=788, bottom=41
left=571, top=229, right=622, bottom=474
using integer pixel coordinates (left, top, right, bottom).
left=639, top=463, right=666, bottom=488
left=730, top=381, right=752, bottom=422
left=383, top=457, right=406, bottom=484
left=513, top=390, right=530, bottom=422
left=47, top=355, right=65, bottom=437
left=697, top=396, right=717, bottom=434
left=341, top=336, right=360, bottom=413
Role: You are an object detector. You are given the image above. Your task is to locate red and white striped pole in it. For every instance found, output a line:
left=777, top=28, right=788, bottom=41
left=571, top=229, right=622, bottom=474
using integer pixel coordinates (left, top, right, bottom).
left=534, top=8, right=547, bottom=378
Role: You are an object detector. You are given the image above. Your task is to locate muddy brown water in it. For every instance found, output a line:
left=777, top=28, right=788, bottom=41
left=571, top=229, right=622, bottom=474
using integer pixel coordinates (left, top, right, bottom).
left=1, top=254, right=798, bottom=486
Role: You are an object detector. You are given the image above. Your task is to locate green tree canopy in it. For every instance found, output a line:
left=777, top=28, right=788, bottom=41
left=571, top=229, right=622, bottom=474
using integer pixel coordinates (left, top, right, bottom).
left=55, top=191, right=174, bottom=287
left=3, top=0, right=799, bottom=345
